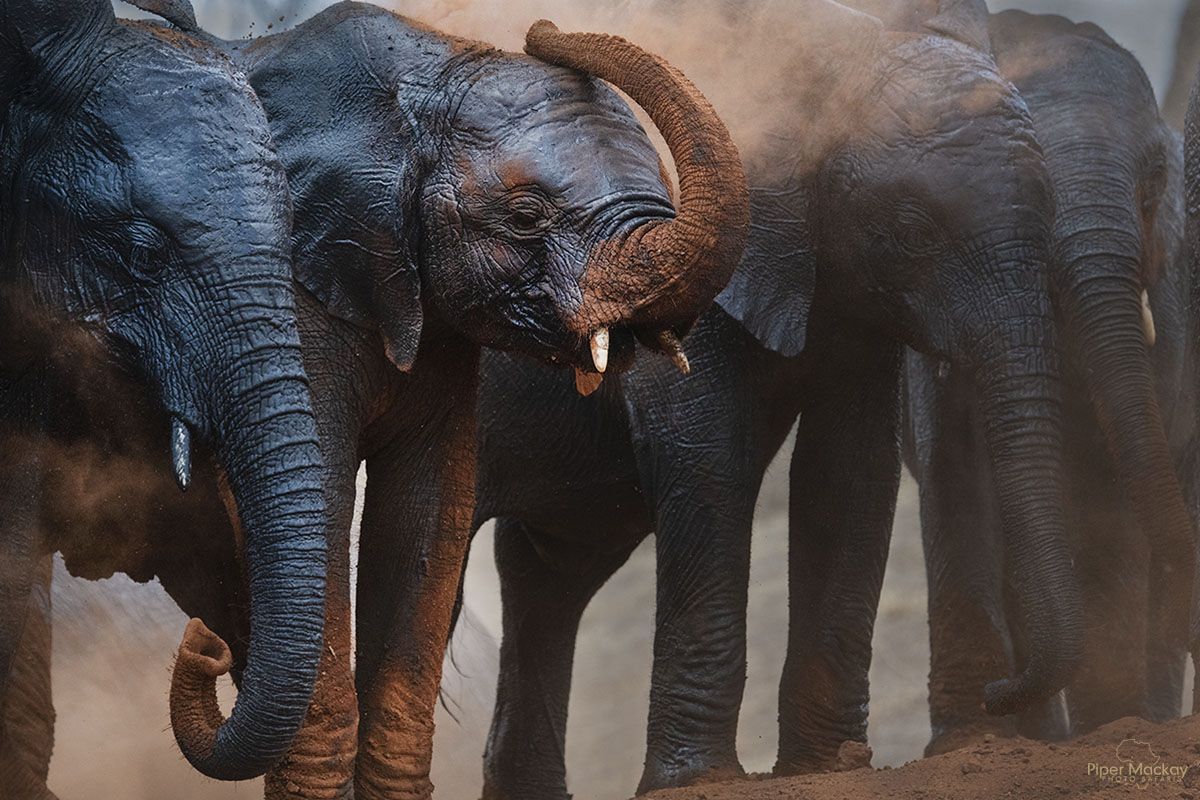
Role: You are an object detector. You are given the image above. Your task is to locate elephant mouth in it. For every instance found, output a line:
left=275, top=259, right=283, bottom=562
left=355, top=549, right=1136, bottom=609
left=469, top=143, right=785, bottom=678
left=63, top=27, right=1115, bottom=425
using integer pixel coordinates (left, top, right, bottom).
left=569, top=323, right=691, bottom=396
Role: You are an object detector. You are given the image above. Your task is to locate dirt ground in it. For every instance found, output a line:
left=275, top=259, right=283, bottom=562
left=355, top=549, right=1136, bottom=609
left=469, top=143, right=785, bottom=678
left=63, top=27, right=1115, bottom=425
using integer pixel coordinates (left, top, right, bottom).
left=643, top=714, right=1200, bottom=800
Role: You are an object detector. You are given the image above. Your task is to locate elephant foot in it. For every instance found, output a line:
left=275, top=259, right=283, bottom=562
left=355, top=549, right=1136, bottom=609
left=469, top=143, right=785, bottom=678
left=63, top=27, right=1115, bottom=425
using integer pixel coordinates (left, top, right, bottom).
left=264, top=775, right=355, bottom=800
left=480, top=781, right=571, bottom=800
left=925, top=721, right=1017, bottom=758
left=636, top=753, right=744, bottom=795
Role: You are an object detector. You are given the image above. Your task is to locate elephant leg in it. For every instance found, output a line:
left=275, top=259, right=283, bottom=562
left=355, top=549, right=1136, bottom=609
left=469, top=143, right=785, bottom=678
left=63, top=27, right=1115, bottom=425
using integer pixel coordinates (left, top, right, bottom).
left=625, top=315, right=803, bottom=793
left=775, top=325, right=901, bottom=775
left=0, top=447, right=56, bottom=800
left=354, top=352, right=479, bottom=800
left=263, top=458, right=360, bottom=800
left=910, top=356, right=1019, bottom=754
left=482, top=518, right=638, bottom=800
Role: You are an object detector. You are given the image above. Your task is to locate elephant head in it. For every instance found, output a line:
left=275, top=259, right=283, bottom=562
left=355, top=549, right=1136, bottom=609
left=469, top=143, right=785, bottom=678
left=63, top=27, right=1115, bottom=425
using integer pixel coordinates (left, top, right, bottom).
left=0, top=0, right=328, bottom=781
left=986, top=10, right=1195, bottom=719
left=233, top=2, right=748, bottom=392
left=716, top=0, right=1083, bottom=718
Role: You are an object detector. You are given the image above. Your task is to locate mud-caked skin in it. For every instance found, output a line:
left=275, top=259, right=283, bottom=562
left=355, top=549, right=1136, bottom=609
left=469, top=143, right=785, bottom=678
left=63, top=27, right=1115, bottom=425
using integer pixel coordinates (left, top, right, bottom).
left=0, top=0, right=333, bottom=793
left=0, top=1, right=746, bottom=798
left=471, top=2, right=1086, bottom=797
left=904, top=10, right=1197, bottom=752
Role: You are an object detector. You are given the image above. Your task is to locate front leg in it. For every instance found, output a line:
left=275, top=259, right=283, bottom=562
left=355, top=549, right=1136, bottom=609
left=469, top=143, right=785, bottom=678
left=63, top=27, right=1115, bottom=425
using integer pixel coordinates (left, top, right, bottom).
left=354, top=346, right=479, bottom=800
left=776, top=324, right=901, bottom=775
left=623, top=309, right=804, bottom=794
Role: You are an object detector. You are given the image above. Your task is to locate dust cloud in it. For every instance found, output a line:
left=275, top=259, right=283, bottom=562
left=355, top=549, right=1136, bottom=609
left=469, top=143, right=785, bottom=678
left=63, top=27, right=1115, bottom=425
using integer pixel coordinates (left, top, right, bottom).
left=33, top=2, right=1196, bottom=799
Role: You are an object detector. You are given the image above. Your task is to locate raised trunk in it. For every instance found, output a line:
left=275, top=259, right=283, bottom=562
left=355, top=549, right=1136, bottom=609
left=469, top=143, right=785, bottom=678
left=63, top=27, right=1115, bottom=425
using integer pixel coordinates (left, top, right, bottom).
left=168, top=312, right=328, bottom=781
left=524, top=21, right=750, bottom=334
left=974, top=336, right=1083, bottom=715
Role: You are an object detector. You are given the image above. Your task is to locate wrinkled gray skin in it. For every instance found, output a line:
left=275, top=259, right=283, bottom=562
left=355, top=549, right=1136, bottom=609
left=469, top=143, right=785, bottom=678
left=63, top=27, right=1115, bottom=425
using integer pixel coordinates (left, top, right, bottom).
left=0, top=0, right=330, bottom=792
left=471, top=2, right=1084, bottom=797
left=905, top=10, right=1197, bottom=753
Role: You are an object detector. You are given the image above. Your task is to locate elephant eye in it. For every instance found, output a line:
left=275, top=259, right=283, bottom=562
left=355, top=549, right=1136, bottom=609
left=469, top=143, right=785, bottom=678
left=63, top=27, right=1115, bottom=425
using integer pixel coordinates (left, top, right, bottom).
left=892, top=207, right=940, bottom=256
left=505, top=194, right=553, bottom=237
left=121, top=220, right=172, bottom=281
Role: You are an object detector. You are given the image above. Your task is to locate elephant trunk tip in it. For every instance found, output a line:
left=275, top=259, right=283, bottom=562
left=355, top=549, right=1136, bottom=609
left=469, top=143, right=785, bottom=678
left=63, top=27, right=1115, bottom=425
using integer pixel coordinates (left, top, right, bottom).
left=982, top=633, right=1083, bottom=717
left=170, top=618, right=240, bottom=777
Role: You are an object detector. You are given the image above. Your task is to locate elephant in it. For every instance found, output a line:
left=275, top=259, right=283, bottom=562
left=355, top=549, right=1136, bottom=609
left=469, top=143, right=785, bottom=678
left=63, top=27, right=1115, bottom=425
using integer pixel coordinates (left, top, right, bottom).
left=903, top=9, right=1197, bottom=752
left=0, top=0, right=332, bottom=793
left=4, top=1, right=751, bottom=798
left=469, top=1, right=1084, bottom=796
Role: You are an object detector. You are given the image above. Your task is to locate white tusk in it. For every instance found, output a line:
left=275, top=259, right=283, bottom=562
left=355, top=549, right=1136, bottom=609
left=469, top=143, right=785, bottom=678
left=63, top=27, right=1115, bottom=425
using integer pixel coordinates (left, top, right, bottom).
left=574, top=367, right=604, bottom=397
left=656, top=330, right=691, bottom=375
left=171, top=416, right=191, bottom=492
left=591, top=328, right=609, bottom=374
left=1142, top=288, right=1156, bottom=348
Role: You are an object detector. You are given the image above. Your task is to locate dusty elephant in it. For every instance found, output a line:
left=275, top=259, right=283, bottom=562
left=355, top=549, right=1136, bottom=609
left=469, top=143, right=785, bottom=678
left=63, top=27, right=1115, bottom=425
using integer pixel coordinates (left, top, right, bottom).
left=0, top=0, right=332, bottom=794
left=5, top=0, right=752, bottom=798
left=470, top=1, right=1083, bottom=797
left=904, top=9, right=1197, bottom=752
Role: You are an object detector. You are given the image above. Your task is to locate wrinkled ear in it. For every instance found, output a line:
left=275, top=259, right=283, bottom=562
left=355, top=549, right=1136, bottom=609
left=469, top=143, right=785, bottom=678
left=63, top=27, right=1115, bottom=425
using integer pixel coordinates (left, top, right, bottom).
left=280, top=123, right=425, bottom=371
left=714, top=185, right=815, bottom=358
left=122, top=0, right=199, bottom=33
left=246, top=23, right=426, bottom=371
left=1, top=0, right=113, bottom=75
left=0, top=0, right=114, bottom=52
left=289, top=177, right=425, bottom=371
left=0, top=0, right=114, bottom=106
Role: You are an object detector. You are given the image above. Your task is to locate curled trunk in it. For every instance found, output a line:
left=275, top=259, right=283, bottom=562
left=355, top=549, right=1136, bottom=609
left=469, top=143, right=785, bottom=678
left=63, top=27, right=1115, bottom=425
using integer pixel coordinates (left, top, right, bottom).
left=975, top=335, right=1084, bottom=715
left=168, top=312, right=328, bottom=780
left=525, top=21, right=750, bottom=334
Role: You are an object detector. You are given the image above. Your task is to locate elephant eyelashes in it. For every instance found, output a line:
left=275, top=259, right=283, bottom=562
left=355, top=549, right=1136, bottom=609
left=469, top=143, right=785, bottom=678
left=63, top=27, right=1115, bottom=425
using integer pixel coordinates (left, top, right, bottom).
left=116, top=221, right=172, bottom=281
left=493, top=189, right=555, bottom=238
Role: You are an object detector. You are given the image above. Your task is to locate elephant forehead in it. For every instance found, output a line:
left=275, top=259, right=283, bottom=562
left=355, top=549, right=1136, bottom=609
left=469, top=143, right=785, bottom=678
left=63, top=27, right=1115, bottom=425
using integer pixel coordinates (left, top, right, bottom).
left=456, top=64, right=667, bottom=199
left=476, top=115, right=668, bottom=204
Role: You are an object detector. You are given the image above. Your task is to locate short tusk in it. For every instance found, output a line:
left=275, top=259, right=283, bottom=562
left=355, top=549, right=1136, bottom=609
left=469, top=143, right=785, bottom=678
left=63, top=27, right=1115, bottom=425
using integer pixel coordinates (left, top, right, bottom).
left=171, top=416, right=191, bottom=492
left=1142, top=289, right=1156, bottom=348
left=591, top=328, right=609, bottom=374
left=656, top=330, right=691, bottom=375
left=574, top=367, right=604, bottom=397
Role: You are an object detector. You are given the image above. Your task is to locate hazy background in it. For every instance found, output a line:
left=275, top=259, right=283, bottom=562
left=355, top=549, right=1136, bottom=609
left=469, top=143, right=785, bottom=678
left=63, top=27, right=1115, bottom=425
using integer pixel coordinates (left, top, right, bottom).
left=42, top=2, right=1198, bottom=798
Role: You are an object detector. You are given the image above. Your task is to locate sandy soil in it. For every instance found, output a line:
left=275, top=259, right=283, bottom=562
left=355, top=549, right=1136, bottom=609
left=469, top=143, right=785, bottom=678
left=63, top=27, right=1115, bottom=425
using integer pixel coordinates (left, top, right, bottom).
left=643, top=715, right=1200, bottom=800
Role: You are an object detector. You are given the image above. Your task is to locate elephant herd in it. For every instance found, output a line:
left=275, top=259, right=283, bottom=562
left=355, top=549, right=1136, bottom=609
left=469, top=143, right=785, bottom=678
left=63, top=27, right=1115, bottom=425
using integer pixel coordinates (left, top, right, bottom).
left=0, top=0, right=1198, bottom=798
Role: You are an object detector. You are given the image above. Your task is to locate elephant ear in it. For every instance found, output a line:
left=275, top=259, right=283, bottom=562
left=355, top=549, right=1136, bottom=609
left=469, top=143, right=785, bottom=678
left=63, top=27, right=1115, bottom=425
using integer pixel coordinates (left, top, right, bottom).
left=715, top=184, right=816, bottom=358
left=713, top=0, right=879, bottom=358
left=248, top=41, right=426, bottom=371
left=0, top=0, right=114, bottom=108
left=0, top=0, right=114, bottom=61
left=286, top=150, right=425, bottom=371
left=121, top=0, right=199, bottom=33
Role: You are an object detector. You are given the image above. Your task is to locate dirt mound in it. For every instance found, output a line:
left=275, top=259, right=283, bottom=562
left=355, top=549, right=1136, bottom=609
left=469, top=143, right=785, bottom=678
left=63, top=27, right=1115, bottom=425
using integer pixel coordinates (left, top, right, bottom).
left=644, top=715, right=1200, bottom=800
